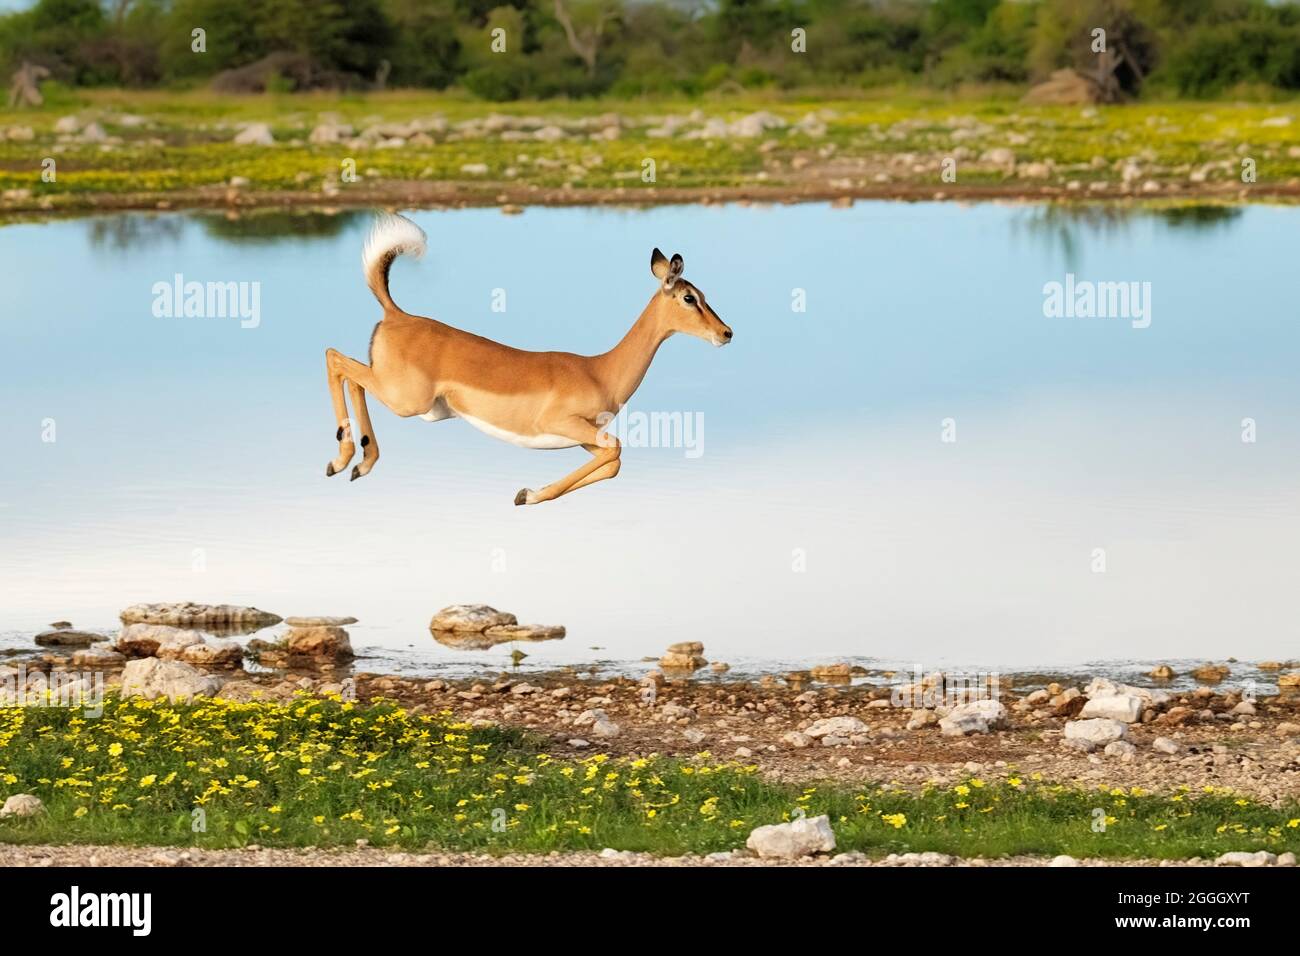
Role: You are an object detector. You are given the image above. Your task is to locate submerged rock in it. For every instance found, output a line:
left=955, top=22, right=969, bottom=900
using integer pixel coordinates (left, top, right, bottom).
left=285, top=625, right=353, bottom=661
left=660, top=641, right=707, bottom=670
left=429, top=605, right=517, bottom=632
left=284, top=615, right=358, bottom=627
left=34, top=629, right=101, bottom=647
left=120, top=602, right=281, bottom=630
left=1191, top=663, right=1230, bottom=683
left=483, top=623, right=565, bottom=642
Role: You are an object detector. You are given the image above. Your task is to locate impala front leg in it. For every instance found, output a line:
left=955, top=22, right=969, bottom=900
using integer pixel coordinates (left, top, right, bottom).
left=516, top=426, right=621, bottom=506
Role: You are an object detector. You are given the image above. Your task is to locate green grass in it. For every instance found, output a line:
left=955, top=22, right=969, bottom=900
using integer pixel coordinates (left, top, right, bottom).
left=2, top=88, right=1299, bottom=208
left=2, top=694, right=1298, bottom=858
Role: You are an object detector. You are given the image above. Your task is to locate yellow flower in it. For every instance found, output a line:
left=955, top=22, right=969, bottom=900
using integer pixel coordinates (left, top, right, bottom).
left=73, top=806, right=88, bottom=818
left=108, top=743, right=123, bottom=758
left=138, top=774, right=156, bottom=787
left=880, top=813, right=907, bottom=829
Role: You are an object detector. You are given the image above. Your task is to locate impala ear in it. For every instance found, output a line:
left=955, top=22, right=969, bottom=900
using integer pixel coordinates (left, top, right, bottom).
left=662, top=252, right=684, bottom=289
left=651, top=248, right=670, bottom=280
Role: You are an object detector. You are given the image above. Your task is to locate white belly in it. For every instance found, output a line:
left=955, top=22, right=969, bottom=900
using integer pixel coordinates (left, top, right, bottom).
left=420, top=399, right=576, bottom=449
left=457, top=411, right=579, bottom=450
left=418, top=397, right=456, bottom=422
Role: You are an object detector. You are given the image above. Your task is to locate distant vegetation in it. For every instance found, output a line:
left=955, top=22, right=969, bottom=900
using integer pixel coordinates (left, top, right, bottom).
left=2, top=0, right=1300, bottom=101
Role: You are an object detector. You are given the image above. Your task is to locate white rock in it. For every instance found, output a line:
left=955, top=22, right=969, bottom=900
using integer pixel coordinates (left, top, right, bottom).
left=938, top=699, right=1007, bottom=736
left=1080, top=694, right=1143, bottom=723
left=429, top=604, right=516, bottom=632
left=153, top=627, right=206, bottom=659
left=1063, top=718, right=1128, bottom=747
left=782, top=731, right=813, bottom=749
left=590, top=718, right=621, bottom=739
left=120, top=658, right=222, bottom=703
left=659, top=702, right=696, bottom=722
left=804, top=716, right=869, bottom=739
left=72, top=642, right=125, bottom=667
left=746, top=815, right=836, bottom=859
left=233, top=123, right=274, bottom=146
left=0, top=796, right=43, bottom=816
left=906, top=709, right=939, bottom=730
left=1152, top=736, right=1181, bottom=755
left=1103, top=740, right=1137, bottom=757
left=0, top=794, right=45, bottom=818
left=1049, top=855, right=1078, bottom=867
left=1215, top=850, right=1277, bottom=867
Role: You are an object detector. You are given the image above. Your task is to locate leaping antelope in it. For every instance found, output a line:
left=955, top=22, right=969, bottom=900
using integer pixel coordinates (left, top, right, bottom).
left=324, top=213, right=732, bottom=505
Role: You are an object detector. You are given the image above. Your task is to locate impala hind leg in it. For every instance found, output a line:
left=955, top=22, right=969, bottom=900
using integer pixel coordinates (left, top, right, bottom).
left=324, top=348, right=355, bottom=477
left=325, top=348, right=383, bottom=481
left=346, top=378, right=380, bottom=480
left=516, top=429, right=621, bottom=506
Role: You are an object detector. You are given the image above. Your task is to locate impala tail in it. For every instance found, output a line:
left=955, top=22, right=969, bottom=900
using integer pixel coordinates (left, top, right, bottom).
left=362, top=212, right=427, bottom=314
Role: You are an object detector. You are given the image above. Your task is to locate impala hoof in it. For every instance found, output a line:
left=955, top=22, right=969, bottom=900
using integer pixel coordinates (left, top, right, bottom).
left=326, top=463, right=336, bottom=477
left=514, top=488, right=531, bottom=506
left=350, top=466, right=362, bottom=482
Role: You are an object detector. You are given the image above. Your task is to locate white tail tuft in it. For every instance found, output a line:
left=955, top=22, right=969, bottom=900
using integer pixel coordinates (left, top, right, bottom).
left=362, top=212, right=427, bottom=311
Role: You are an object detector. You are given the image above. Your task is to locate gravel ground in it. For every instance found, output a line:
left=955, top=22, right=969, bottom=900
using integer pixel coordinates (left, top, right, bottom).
left=0, top=843, right=1269, bottom=868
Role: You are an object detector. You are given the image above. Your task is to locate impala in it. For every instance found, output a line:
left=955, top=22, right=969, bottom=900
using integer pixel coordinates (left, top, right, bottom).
left=324, top=213, right=732, bottom=505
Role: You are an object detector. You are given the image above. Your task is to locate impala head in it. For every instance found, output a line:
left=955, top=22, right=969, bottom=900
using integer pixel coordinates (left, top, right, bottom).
left=650, top=248, right=732, bottom=346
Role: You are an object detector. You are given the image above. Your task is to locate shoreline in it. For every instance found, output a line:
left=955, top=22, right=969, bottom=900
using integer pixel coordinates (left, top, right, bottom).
left=8, top=648, right=1299, bottom=801
left=3, top=180, right=1298, bottom=221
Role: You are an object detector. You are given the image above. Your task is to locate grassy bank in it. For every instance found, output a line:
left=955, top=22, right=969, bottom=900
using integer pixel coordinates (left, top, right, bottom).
left=1, top=694, right=1297, bottom=859
left=1, top=89, right=1299, bottom=213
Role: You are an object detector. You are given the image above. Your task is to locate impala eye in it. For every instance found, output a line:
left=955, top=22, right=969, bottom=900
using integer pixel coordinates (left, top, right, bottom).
left=683, top=294, right=696, bottom=305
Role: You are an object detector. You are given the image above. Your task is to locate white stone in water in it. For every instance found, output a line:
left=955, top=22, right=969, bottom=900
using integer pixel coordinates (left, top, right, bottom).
left=284, top=616, right=358, bottom=627
left=746, top=815, right=836, bottom=859
left=429, top=604, right=516, bottom=632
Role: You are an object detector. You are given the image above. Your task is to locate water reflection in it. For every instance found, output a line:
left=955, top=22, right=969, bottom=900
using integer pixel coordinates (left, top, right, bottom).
left=2, top=202, right=1297, bottom=675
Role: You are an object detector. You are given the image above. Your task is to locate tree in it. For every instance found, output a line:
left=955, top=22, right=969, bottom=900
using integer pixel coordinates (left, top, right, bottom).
left=551, top=0, right=619, bottom=75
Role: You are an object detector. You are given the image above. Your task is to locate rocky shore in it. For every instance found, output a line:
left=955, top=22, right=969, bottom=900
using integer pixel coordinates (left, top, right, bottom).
left=6, top=605, right=1300, bottom=807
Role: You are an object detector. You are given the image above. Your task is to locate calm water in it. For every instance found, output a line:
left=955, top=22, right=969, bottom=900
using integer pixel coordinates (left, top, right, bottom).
left=1, top=202, right=1297, bottom=681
